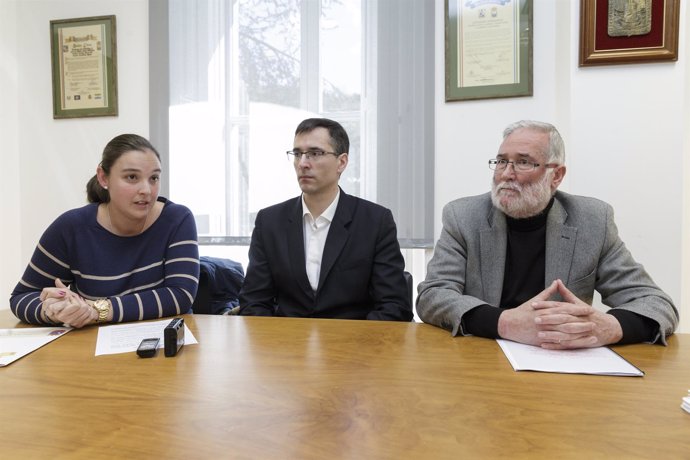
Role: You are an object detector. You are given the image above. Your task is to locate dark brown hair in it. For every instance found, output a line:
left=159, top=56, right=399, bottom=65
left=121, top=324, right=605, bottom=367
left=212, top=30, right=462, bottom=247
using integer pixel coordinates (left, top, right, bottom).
left=295, top=118, right=350, bottom=155
left=86, top=134, right=161, bottom=203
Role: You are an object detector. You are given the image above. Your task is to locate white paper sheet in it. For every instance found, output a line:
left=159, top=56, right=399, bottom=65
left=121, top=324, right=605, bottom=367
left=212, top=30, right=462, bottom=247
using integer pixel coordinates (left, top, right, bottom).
left=496, top=339, right=643, bottom=377
left=95, top=320, right=198, bottom=356
left=0, top=327, right=71, bottom=366
left=682, top=391, right=690, bottom=414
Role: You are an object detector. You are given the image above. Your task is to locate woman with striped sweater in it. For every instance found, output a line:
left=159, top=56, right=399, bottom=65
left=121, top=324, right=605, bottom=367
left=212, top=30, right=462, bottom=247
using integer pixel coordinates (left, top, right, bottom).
left=10, top=134, right=200, bottom=328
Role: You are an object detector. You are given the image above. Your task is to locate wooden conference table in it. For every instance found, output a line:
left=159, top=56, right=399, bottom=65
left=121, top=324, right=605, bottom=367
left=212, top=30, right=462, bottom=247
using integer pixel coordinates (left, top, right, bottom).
left=1, top=310, right=688, bottom=459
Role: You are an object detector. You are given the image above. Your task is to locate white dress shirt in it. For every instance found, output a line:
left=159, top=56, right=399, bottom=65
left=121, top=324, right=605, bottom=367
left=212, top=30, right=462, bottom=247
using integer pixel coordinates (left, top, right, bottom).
left=302, top=191, right=340, bottom=292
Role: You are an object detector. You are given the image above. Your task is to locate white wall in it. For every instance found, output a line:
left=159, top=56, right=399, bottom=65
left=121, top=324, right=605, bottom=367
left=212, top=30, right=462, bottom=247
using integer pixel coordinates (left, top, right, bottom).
left=0, top=0, right=21, bottom=311
left=2, top=0, right=689, bottom=333
left=683, top=4, right=690, bottom=336
left=435, top=0, right=690, bottom=332
left=0, top=0, right=149, bottom=307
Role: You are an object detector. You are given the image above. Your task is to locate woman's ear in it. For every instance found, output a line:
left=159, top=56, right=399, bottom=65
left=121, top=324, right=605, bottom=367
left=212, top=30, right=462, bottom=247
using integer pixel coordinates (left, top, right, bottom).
left=96, top=166, right=109, bottom=189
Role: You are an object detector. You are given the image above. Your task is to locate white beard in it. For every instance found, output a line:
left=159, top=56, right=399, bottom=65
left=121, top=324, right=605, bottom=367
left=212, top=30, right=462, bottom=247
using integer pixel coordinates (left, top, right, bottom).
left=491, top=172, right=554, bottom=219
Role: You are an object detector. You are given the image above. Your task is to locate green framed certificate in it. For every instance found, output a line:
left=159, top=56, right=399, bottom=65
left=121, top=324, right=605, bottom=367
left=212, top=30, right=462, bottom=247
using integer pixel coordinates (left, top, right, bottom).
left=445, top=0, right=532, bottom=102
left=50, top=15, right=118, bottom=118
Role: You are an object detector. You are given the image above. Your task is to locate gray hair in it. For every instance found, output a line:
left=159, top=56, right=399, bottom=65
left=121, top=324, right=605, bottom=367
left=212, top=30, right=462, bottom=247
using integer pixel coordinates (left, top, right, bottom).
left=502, top=120, right=565, bottom=165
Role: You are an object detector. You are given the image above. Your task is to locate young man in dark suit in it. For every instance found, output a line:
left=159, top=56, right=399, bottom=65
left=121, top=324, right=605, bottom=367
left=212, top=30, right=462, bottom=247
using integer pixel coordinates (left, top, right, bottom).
left=239, top=118, right=412, bottom=321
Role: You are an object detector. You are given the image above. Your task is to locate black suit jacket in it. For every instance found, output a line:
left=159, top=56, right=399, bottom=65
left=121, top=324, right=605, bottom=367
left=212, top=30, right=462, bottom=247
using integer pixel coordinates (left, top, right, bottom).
left=239, top=190, right=412, bottom=321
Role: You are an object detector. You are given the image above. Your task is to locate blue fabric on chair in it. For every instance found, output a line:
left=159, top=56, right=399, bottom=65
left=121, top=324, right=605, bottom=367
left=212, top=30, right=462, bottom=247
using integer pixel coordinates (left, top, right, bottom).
left=192, top=256, right=245, bottom=315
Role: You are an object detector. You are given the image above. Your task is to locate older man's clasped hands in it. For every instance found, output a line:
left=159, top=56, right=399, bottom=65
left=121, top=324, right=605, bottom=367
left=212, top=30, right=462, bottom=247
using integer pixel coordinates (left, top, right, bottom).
left=497, top=279, right=624, bottom=350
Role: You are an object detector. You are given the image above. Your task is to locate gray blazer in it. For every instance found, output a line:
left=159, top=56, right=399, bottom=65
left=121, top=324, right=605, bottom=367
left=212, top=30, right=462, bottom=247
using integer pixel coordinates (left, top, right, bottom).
left=416, top=191, right=678, bottom=344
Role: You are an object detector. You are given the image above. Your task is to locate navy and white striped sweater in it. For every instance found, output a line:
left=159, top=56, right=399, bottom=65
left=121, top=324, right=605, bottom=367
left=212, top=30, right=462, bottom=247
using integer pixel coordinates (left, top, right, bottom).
left=10, top=198, right=200, bottom=325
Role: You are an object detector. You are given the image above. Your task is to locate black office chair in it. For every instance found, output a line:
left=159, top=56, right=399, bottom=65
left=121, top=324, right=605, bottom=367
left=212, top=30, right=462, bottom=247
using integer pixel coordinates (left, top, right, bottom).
left=403, top=271, right=414, bottom=310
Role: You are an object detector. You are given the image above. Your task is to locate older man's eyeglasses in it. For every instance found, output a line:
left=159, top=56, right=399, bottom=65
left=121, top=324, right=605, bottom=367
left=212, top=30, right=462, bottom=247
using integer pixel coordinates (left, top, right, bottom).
left=287, top=149, right=341, bottom=161
left=488, top=158, right=557, bottom=172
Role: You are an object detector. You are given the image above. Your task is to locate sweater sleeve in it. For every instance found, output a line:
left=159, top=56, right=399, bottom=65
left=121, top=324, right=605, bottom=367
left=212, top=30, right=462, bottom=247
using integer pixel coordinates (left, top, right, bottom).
left=10, top=215, right=76, bottom=325
left=460, top=304, right=502, bottom=338
left=608, top=308, right=659, bottom=345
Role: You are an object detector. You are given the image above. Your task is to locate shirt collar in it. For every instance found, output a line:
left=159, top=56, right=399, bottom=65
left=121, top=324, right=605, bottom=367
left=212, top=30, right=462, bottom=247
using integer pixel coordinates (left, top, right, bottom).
left=302, top=189, right=340, bottom=223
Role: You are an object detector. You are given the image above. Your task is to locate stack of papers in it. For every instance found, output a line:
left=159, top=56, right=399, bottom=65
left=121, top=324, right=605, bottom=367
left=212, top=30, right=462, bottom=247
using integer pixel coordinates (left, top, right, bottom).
left=682, top=391, right=690, bottom=414
left=497, top=339, right=644, bottom=376
left=0, top=327, right=71, bottom=366
left=95, top=320, right=198, bottom=356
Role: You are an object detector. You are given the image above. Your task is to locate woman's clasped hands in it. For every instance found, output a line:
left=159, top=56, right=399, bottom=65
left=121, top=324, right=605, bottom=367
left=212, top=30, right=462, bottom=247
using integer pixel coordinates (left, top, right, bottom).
left=40, top=279, right=97, bottom=328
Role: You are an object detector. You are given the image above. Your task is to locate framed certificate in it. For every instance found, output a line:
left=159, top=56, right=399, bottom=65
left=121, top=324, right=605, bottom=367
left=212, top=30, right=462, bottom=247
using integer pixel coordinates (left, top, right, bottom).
left=445, top=0, right=533, bottom=102
left=50, top=15, right=118, bottom=118
left=579, top=0, right=680, bottom=66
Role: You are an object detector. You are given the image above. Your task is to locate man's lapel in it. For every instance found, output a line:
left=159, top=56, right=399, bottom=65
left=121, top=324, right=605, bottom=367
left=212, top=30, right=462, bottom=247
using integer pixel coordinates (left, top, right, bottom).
left=287, top=197, right=314, bottom=294
left=545, top=196, right=577, bottom=289
left=480, top=208, right=507, bottom=307
left=318, top=191, right=353, bottom=290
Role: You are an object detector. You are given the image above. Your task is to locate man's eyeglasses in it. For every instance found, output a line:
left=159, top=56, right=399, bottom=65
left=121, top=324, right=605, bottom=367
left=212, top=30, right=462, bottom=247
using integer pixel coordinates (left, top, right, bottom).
left=287, top=149, right=341, bottom=161
left=488, top=159, right=558, bottom=173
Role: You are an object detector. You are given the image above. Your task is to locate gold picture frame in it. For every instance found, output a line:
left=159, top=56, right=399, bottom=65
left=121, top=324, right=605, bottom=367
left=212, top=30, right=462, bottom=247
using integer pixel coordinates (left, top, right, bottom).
left=579, top=0, right=680, bottom=67
left=50, top=15, right=118, bottom=118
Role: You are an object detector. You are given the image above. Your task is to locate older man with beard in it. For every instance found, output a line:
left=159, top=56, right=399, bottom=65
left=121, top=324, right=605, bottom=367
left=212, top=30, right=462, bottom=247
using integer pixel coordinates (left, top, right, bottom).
left=417, top=120, right=678, bottom=348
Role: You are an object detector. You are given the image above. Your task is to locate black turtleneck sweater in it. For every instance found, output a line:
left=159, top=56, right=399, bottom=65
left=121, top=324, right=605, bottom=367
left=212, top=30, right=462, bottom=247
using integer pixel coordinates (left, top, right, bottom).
left=461, top=199, right=657, bottom=344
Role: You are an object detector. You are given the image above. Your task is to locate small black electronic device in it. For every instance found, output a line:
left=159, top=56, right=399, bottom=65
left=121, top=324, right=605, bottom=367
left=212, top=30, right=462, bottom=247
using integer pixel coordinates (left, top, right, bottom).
left=164, top=317, right=185, bottom=357
left=136, top=337, right=160, bottom=358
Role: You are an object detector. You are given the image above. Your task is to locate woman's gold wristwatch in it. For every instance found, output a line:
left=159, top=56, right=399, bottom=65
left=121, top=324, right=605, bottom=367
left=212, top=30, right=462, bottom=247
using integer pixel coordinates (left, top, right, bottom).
left=92, top=299, right=111, bottom=323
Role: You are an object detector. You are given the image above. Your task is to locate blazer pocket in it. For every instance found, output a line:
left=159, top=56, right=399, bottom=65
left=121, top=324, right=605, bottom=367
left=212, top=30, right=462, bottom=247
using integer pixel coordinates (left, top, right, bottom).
left=334, top=257, right=373, bottom=273
left=567, top=269, right=596, bottom=301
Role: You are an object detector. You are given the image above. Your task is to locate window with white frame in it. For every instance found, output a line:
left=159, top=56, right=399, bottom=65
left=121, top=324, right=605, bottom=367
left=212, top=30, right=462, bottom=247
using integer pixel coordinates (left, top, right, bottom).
left=152, top=0, right=434, bottom=249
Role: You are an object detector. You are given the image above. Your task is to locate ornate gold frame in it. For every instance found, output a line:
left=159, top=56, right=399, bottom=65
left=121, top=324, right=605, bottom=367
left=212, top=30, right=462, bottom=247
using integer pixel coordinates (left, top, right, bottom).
left=579, top=0, right=680, bottom=67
